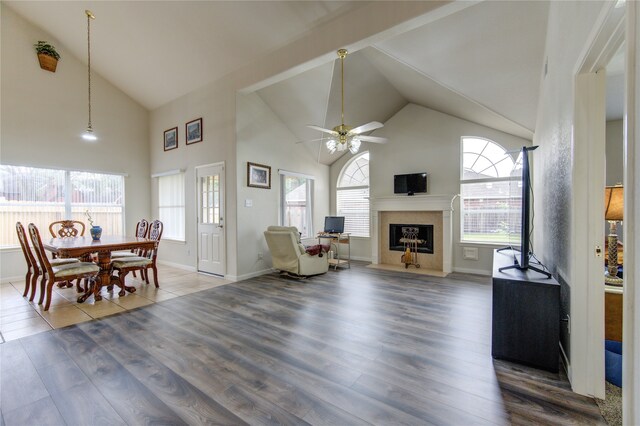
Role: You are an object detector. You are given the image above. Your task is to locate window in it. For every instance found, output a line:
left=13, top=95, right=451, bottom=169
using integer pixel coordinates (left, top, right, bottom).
left=337, top=152, right=369, bottom=237
left=0, top=165, right=124, bottom=247
left=460, top=137, right=521, bottom=244
left=280, top=172, right=313, bottom=238
left=200, top=174, right=220, bottom=225
left=158, top=172, right=185, bottom=241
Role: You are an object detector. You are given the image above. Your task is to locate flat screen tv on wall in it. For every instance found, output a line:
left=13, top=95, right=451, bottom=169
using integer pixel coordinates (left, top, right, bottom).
left=394, top=173, right=427, bottom=195
left=498, top=146, right=551, bottom=278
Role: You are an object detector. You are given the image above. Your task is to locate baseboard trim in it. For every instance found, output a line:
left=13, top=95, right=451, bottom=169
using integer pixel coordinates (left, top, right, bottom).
left=156, top=260, right=197, bottom=272
left=452, top=266, right=492, bottom=276
left=559, top=342, right=571, bottom=382
left=226, top=268, right=273, bottom=282
left=0, top=275, right=22, bottom=285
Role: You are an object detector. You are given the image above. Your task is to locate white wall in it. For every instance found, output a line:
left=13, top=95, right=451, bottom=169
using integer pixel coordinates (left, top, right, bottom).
left=606, top=119, right=624, bottom=185
left=330, top=103, right=531, bottom=275
left=149, top=77, right=238, bottom=274
left=236, top=93, right=330, bottom=279
left=147, top=1, right=453, bottom=279
left=606, top=119, right=624, bottom=241
left=0, top=4, right=150, bottom=281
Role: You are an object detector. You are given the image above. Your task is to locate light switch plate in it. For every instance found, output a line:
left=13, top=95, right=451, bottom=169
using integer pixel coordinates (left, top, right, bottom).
left=245, top=199, right=253, bottom=207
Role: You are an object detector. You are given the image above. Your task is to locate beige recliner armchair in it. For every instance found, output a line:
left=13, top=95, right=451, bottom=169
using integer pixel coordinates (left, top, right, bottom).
left=264, top=226, right=329, bottom=276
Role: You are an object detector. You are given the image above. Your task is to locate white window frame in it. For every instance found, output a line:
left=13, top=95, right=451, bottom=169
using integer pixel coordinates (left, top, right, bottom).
left=0, top=164, right=126, bottom=248
left=460, top=137, right=520, bottom=245
left=156, top=170, right=185, bottom=242
left=336, top=151, right=370, bottom=237
left=279, top=170, right=314, bottom=238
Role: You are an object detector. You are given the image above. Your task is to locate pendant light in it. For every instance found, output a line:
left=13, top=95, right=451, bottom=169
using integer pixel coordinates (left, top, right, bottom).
left=82, top=10, right=97, bottom=141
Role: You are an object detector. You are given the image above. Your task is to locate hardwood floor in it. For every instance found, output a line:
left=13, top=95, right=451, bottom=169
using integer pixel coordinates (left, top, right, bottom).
left=0, top=262, right=605, bottom=425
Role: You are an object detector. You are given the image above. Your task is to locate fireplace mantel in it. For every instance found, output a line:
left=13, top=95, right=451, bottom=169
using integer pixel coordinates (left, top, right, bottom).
left=371, top=194, right=455, bottom=273
left=371, top=194, right=455, bottom=212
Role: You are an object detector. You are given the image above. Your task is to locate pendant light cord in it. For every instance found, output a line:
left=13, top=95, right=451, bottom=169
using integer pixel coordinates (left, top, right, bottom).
left=341, top=53, right=344, bottom=126
left=86, top=10, right=95, bottom=130
left=337, top=49, right=347, bottom=127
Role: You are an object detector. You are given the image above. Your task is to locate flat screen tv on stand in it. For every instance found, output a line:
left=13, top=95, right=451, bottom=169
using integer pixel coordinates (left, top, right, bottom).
left=497, top=146, right=551, bottom=278
left=324, top=216, right=345, bottom=234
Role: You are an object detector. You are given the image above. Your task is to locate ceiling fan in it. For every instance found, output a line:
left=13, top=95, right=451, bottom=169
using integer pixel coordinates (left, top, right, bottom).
left=306, top=49, right=388, bottom=154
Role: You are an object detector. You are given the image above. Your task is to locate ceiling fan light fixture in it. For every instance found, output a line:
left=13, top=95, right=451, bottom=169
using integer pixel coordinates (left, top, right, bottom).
left=349, top=138, right=361, bottom=154
left=306, top=48, right=388, bottom=153
left=326, top=139, right=337, bottom=154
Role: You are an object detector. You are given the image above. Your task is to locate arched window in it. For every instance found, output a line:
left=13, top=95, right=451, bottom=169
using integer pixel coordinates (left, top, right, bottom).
left=337, top=152, right=369, bottom=237
left=460, top=137, right=521, bottom=243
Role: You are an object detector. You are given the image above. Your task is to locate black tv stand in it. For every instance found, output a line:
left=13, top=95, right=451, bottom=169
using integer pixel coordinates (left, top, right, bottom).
left=496, top=246, right=551, bottom=278
left=492, top=249, right=560, bottom=372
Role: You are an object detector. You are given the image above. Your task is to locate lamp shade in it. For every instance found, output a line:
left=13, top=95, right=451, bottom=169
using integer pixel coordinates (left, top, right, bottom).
left=604, top=185, right=623, bottom=221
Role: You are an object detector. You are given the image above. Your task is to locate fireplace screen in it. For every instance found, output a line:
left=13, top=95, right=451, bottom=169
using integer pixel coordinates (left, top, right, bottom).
left=389, top=224, right=434, bottom=253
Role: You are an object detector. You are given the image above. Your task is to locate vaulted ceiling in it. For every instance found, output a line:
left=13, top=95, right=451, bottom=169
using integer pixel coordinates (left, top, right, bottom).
left=257, top=1, right=549, bottom=164
left=6, top=1, right=620, bottom=166
left=4, top=1, right=365, bottom=109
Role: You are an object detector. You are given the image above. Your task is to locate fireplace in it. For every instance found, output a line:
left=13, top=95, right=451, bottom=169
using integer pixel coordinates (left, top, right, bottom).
left=389, top=224, right=434, bottom=253
left=370, top=195, right=454, bottom=274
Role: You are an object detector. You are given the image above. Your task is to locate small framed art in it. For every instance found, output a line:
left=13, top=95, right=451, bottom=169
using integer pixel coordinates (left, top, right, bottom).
left=186, top=117, right=203, bottom=145
left=247, top=162, right=271, bottom=189
left=164, top=127, right=178, bottom=151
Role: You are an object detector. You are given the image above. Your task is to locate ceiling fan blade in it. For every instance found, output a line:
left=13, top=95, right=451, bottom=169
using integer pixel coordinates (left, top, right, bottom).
left=358, top=135, right=388, bottom=144
left=307, top=125, right=338, bottom=135
left=350, top=121, right=384, bottom=135
left=295, top=137, right=326, bottom=144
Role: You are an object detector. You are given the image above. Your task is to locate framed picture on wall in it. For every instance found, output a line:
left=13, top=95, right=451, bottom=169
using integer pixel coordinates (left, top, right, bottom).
left=247, top=162, right=271, bottom=189
left=186, top=117, right=203, bottom=145
left=164, top=127, right=178, bottom=151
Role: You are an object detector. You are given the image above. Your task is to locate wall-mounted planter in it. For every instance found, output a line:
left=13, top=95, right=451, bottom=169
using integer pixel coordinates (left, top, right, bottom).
left=34, top=41, right=60, bottom=73
left=37, top=53, right=58, bottom=72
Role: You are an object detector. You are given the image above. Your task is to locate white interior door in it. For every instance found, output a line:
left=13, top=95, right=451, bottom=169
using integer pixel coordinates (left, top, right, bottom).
left=196, top=163, right=225, bottom=276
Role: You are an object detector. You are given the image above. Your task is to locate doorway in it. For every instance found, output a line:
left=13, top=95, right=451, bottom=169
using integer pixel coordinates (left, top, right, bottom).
left=196, top=162, right=226, bottom=276
left=572, top=0, right=625, bottom=400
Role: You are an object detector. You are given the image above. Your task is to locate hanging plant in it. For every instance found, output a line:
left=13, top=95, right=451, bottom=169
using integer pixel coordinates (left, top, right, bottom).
left=34, top=40, right=61, bottom=72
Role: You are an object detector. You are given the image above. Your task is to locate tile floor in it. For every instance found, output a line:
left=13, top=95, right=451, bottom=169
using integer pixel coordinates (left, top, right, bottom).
left=0, top=265, right=231, bottom=343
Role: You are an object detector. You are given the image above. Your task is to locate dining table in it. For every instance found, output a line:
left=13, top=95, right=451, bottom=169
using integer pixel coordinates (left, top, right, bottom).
left=44, top=235, right=157, bottom=303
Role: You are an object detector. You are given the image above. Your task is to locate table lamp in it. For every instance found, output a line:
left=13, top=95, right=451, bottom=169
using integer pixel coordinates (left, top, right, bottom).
left=604, top=185, right=623, bottom=285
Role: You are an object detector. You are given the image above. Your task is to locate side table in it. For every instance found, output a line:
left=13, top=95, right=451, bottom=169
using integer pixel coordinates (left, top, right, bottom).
left=318, top=233, right=351, bottom=270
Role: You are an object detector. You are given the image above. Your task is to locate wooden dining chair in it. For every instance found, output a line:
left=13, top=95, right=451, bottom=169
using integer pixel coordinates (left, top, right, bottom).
left=28, top=223, right=99, bottom=311
left=16, top=222, right=80, bottom=302
left=49, top=220, right=86, bottom=238
left=49, top=219, right=93, bottom=290
left=111, top=219, right=149, bottom=259
left=112, top=220, right=163, bottom=288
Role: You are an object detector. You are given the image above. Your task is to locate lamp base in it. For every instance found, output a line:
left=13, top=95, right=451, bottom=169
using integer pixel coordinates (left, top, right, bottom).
left=605, top=272, right=623, bottom=286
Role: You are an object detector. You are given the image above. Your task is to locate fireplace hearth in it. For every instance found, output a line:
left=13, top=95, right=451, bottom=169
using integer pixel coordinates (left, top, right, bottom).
left=389, top=224, right=434, bottom=254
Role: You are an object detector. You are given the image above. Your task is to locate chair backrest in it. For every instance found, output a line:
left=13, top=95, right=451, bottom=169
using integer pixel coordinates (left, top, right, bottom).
left=146, top=220, right=163, bottom=259
left=136, top=219, right=150, bottom=238
left=264, top=229, right=304, bottom=271
left=49, top=220, right=85, bottom=238
left=28, top=223, right=53, bottom=276
left=266, top=226, right=301, bottom=243
left=149, top=220, right=163, bottom=242
left=16, top=222, right=38, bottom=274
